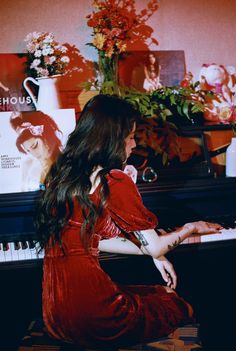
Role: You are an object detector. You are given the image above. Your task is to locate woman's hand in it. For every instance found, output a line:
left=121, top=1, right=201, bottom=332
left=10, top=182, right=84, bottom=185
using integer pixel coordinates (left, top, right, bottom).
left=152, top=256, right=177, bottom=289
left=183, top=221, right=223, bottom=235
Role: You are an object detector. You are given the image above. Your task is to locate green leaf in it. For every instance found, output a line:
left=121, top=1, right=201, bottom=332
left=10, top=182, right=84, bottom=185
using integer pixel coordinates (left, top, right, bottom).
left=182, top=101, right=190, bottom=118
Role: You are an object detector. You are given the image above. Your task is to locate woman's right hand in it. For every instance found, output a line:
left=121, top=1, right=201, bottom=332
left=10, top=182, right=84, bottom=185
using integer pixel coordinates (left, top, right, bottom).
left=183, top=221, right=223, bottom=235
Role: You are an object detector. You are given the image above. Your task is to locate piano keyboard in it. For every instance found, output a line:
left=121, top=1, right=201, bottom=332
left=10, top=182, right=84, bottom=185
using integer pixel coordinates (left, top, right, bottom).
left=0, top=227, right=236, bottom=263
left=0, top=240, right=44, bottom=263
left=182, top=227, right=236, bottom=245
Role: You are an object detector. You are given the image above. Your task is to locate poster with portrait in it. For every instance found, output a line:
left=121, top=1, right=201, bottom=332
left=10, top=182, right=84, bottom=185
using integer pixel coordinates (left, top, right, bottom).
left=0, top=109, right=76, bottom=194
left=118, top=50, right=186, bottom=92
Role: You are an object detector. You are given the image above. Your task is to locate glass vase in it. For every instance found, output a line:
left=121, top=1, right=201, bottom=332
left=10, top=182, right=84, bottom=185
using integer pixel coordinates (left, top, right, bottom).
left=98, top=51, right=119, bottom=93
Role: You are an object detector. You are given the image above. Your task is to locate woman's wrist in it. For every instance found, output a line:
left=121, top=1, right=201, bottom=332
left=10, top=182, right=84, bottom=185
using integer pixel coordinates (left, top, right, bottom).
left=182, top=223, right=195, bottom=235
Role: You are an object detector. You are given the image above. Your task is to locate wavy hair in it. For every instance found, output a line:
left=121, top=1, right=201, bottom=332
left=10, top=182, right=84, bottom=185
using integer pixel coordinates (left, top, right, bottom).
left=144, top=53, right=160, bottom=77
left=35, top=94, right=139, bottom=250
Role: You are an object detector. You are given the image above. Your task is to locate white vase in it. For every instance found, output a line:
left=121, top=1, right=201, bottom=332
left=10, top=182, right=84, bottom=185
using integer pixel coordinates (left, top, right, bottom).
left=226, top=137, right=236, bottom=177
left=23, top=75, right=61, bottom=113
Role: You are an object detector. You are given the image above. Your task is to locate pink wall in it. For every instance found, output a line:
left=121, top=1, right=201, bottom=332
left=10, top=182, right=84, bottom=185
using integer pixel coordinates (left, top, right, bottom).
left=0, top=0, right=235, bottom=81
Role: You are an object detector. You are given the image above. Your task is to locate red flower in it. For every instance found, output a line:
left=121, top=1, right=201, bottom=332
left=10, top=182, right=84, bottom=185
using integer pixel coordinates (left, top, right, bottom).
left=87, top=0, right=159, bottom=56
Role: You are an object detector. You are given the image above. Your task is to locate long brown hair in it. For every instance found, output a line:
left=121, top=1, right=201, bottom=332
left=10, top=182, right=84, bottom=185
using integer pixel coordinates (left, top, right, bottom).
left=35, top=94, right=139, bottom=249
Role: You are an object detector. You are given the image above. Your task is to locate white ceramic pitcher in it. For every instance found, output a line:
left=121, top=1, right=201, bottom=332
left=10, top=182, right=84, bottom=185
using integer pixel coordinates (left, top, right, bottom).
left=23, top=75, right=61, bottom=112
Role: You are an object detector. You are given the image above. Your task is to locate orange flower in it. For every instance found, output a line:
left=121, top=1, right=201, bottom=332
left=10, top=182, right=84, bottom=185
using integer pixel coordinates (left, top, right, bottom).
left=93, top=33, right=106, bottom=50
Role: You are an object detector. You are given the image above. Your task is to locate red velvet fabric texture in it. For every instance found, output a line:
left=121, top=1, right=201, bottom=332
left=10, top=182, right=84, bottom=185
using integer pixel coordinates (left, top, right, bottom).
left=42, top=170, right=193, bottom=348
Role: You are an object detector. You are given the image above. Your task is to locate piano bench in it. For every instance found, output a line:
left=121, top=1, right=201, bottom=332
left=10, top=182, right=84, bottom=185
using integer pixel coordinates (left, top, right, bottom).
left=17, top=318, right=118, bottom=351
left=17, top=318, right=203, bottom=351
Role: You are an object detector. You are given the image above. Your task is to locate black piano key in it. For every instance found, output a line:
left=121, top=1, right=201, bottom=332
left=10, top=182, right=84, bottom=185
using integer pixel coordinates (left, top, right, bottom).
left=21, top=241, right=28, bottom=250
left=14, top=241, right=21, bottom=250
left=28, top=240, right=35, bottom=249
left=2, top=242, right=9, bottom=251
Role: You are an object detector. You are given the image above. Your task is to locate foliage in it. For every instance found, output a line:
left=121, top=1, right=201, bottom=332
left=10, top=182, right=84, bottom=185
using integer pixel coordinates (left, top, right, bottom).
left=80, top=81, right=210, bottom=165
left=151, top=83, right=207, bottom=126
left=24, top=32, right=70, bottom=78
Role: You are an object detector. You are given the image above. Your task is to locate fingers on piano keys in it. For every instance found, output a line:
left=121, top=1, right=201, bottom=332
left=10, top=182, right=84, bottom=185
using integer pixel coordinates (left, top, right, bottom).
left=0, top=240, right=44, bottom=262
left=157, top=220, right=236, bottom=245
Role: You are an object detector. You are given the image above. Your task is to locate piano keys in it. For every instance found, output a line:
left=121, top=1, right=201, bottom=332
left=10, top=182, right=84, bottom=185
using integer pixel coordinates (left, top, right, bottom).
left=0, top=223, right=236, bottom=265
left=182, top=227, right=236, bottom=244
left=0, top=240, right=43, bottom=263
left=0, top=175, right=236, bottom=269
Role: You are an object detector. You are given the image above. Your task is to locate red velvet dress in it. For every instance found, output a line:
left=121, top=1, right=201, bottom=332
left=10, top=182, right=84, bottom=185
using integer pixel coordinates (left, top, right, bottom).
left=43, top=170, right=193, bottom=348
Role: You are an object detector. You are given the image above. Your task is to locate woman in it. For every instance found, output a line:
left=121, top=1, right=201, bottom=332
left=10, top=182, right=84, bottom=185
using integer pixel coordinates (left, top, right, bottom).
left=35, top=94, right=221, bottom=349
left=143, top=53, right=162, bottom=91
left=10, top=111, right=62, bottom=191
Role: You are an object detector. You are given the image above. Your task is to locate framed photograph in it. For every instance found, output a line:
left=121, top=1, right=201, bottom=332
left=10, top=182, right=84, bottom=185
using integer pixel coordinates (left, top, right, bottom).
left=118, top=50, right=186, bottom=91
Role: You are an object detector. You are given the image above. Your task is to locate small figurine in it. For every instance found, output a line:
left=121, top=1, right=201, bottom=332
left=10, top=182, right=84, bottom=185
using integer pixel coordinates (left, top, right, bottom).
left=199, top=63, right=236, bottom=123
left=180, top=71, right=193, bottom=88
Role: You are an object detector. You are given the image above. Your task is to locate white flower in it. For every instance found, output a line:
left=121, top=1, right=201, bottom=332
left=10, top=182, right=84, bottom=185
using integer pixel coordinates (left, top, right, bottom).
left=36, top=67, right=50, bottom=77
left=43, top=34, right=54, bottom=43
left=60, top=46, right=68, bottom=53
left=30, top=59, right=41, bottom=68
left=26, top=42, right=40, bottom=53
left=24, top=31, right=41, bottom=42
left=61, top=56, right=70, bottom=63
left=49, top=56, right=56, bottom=64
left=172, top=89, right=179, bottom=95
left=42, top=47, right=52, bottom=56
left=34, top=50, right=42, bottom=57
left=54, top=45, right=67, bottom=53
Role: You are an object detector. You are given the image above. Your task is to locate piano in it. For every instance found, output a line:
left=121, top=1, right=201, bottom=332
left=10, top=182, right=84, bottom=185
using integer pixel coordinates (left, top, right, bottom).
left=1, top=175, right=236, bottom=350
left=1, top=175, right=236, bottom=267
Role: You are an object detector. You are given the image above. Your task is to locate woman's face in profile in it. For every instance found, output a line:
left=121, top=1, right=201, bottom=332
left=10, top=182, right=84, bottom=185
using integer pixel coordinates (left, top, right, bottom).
left=125, top=123, right=136, bottom=159
left=22, top=137, right=51, bottom=161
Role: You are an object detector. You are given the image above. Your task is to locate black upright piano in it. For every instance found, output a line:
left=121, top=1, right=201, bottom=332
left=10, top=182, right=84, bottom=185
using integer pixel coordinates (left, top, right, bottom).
left=1, top=126, right=236, bottom=350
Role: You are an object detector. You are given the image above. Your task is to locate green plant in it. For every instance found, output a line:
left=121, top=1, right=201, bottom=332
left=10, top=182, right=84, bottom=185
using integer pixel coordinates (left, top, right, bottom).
left=79, top=82, right=212, bottom=167
left=151, top=83, right=206, bottom=126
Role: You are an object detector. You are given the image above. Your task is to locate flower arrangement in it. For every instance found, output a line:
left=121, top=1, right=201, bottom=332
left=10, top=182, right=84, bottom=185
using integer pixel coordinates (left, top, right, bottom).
left=24, top=32, right=70, bottom=78
left=87, top=0, right=159, bottom=58
left=86, top=0, right=159, bottom=91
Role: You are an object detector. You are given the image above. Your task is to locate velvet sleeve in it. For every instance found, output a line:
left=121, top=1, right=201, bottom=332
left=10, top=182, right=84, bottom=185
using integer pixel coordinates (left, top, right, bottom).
left=107, top=169, right=158, bottom=233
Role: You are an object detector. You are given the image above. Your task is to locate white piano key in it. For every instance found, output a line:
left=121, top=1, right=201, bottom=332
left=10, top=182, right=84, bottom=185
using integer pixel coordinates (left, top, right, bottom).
left=201, top=228, right=236, bottom=242
left=0, top=244, right=5, bottom=262
left=10, top=242, right=19, bottom=261
left=16, top=242, right=26, bottom=261
left=20, top=241, right=33, bottom=260
left=34, top=242, right=44, bottom=259
left=3, top=242, right=12, bottom=262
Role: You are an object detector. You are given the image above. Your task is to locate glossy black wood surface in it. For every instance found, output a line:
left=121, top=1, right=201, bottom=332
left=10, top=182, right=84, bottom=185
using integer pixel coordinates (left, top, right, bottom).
left=0, top=175, right=236, bottom=350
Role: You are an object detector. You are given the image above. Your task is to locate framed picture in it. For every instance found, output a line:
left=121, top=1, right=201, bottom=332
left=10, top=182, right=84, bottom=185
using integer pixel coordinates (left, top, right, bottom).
left=118, top=50, right=186, bottom=91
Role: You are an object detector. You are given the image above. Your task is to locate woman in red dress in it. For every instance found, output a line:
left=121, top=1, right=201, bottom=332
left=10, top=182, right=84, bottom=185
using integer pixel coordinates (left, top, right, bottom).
left=35, top=94, right=221, bottom=349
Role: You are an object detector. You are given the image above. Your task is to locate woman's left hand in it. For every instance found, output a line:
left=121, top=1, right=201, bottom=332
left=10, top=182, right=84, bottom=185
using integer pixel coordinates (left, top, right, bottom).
left=152, top=256, right=177, bottom=289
